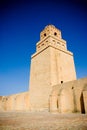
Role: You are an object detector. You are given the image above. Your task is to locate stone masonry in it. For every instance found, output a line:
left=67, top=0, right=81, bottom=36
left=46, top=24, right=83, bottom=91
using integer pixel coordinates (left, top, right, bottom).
left=0, top=25, right=87, bottom=114
left=29, top=25, right=76, bottom=111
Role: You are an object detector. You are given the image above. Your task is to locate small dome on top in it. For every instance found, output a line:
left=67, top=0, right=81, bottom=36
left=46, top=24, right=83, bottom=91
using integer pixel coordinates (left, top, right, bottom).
left=44, top=24, right=61, bottom=32
left=45, top=24, right=55, bottom=29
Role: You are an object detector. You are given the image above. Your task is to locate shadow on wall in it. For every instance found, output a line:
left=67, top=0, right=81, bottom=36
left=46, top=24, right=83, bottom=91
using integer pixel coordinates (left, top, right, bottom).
left=80, top=84, right=87, bottom=114
left=80, top=92, right=85, bottom=114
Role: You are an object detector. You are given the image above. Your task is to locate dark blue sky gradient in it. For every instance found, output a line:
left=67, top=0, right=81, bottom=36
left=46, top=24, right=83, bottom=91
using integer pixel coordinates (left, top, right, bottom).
left=0, top=0, right=87, bottom=95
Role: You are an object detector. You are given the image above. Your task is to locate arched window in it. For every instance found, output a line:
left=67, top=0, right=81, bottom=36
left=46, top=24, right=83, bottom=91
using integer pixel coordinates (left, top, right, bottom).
left=61, top=81, right=63, bottom=84
left=54, top=32, right=57, bottom=36
left=44, top=33, right=46, bottom=36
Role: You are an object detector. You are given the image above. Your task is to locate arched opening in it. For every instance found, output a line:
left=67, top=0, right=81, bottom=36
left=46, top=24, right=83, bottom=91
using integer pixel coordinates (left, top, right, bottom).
left=57, top=99, right=58, bottom=109
left=72, top=86, right=74, bottom=89
left=54, top=32, right=57, bottom=36
left=80, top=92, right=85, bottom=114
left=61, top=81, right=63, bottom=84
left=49, top=94, right=58, bottom=112
left=44, top=33, right=46, bottom=36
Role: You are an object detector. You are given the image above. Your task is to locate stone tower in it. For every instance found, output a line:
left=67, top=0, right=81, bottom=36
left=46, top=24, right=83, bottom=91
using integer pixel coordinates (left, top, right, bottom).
left=29, top=25, right=76, bottom=111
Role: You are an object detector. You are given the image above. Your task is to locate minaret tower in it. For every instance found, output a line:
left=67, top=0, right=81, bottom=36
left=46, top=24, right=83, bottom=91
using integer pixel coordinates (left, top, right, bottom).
left=29, top=25, right=76, bottom=111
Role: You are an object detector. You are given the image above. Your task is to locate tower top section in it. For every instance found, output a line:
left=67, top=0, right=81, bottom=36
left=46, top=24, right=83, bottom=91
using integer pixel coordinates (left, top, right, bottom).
left=35, top=24, right=68, bottom=53
left=32, top=24, right=73, bottom=58
left=40, top=25, right=62, bottom=40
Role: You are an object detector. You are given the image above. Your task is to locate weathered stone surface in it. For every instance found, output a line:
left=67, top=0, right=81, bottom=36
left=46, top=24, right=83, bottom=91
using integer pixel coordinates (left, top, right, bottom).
left=50, top=77, right=87, bottom=113
left=0, top=92, right=30, bottom=111
left=0, top=96, right=3, bottom=111
left=29, top=25, right=76, bottom=111
left=0, top=25, right=87, bottom=114
left=83, top=91, right=87, bottom=113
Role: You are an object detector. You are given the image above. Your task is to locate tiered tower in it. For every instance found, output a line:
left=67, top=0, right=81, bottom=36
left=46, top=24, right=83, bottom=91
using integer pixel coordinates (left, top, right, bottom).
left=29, top=25, right=76, bottom=111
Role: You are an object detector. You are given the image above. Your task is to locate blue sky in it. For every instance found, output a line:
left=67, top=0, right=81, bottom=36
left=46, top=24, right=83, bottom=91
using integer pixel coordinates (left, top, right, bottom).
left=0, top=0, right=87, bottom=95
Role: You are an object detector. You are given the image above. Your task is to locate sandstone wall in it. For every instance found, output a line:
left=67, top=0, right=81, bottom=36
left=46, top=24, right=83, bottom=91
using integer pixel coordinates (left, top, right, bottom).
left=0, top=92, right=30, bottom=111
left=29, top=25, right=76, bottom=111
left=83, top=91, right=87, bottom=113
left=50, top=77, right=87, bottom=113
left=0, top=96, right=3, bottom=111
left=29, top=47, right=52, bottom=111
left=50, top=46, right=76, bottom=84
left=29, top=42, right=76, bottom=111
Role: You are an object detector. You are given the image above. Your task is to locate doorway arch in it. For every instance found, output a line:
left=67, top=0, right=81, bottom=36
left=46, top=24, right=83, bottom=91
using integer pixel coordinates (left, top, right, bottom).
left=80, top=92, right=85, bottom=114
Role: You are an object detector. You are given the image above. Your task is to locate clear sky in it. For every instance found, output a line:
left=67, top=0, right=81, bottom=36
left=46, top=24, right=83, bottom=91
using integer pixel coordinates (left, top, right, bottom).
left=0, top=0, right=87, bottom=96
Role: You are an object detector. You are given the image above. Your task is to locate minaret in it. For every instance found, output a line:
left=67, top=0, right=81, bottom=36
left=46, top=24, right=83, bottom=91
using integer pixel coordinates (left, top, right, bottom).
left=29, top=25, right=76, bottom=111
